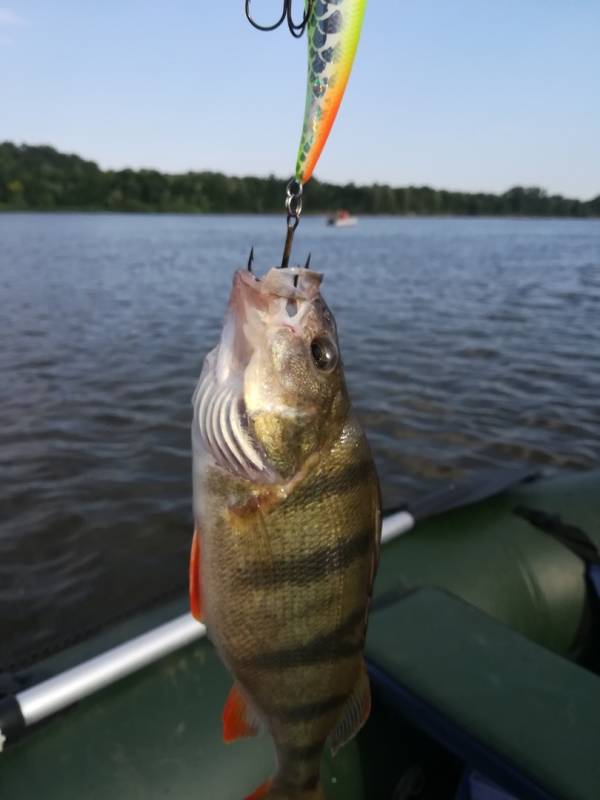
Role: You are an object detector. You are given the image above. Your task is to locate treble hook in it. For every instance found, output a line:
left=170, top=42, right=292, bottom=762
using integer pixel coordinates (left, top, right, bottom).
left=245, top=0, right=314, bottom=38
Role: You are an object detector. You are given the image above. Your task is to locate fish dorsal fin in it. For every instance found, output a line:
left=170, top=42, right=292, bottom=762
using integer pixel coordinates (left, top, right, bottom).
left=328, top=661, right=371, bottom=756
left=189, top=528, right=203, bottom=622
left=223, top=684, right=261, bottom=743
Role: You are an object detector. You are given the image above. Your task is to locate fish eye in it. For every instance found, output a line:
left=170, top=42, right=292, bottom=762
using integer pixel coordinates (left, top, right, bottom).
left=310, top=337, right=338, bottom=372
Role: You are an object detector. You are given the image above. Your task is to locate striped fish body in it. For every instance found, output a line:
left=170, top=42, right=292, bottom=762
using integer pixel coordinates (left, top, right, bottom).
left=296, top=0, right=368, bottom=184
left=191, top=265, right=380, bottom=798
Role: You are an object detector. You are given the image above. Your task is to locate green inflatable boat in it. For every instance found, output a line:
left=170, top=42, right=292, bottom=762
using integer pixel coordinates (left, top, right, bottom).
left=1, top=469, right=599, bottom=800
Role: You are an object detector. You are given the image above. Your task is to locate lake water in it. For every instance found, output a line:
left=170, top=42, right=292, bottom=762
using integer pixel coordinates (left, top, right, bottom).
left=1, top=213, right=599, bottom=669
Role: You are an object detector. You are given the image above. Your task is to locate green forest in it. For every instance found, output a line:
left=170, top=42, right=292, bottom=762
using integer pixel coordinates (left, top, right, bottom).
left=1, top=142, right=599, bottom=217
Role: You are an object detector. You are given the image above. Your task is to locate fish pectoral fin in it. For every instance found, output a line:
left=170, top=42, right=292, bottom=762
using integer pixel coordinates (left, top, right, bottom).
left=189, top=528, right=203, bottom=622
left=328, top=661, right=371, bottom=756
left=223, top=684, right=260, bottom=743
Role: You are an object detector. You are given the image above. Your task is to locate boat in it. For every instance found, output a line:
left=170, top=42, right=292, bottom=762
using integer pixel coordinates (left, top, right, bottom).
left=1, top=468, right=599, bottom=799
left=327, top=210, right=358, bottom=227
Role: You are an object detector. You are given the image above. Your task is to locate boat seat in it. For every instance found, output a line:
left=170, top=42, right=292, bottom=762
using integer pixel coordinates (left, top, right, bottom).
left=365, top=587, right=600, bottom=800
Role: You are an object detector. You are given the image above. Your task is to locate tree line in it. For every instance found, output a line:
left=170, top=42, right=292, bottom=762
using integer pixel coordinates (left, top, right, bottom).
left=1, top=142, right=598, bottom=217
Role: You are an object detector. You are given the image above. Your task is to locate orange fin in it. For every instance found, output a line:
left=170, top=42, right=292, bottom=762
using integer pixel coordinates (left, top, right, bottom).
left=328, top=661, right=371, bottom=756
left=244, top=780, right=324, bottom=799
left=244, top=779, right=273, bottom=800
left=189, top=528, right=203, bottom=622
left=223, top=684, right=259, bottom=743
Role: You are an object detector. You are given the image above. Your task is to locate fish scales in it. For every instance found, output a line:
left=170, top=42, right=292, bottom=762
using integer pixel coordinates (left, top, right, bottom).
left=191, top=265, right=380, bottom=799
left=202, top=420, right=376, bottom=700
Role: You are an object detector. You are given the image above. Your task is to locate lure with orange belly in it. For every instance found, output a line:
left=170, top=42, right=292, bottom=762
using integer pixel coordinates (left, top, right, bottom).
left=296, top=0, right=368, bottom=184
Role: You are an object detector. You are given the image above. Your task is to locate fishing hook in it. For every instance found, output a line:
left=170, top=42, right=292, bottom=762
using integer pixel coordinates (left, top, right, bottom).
left=245, top=0, right=314, bottom=38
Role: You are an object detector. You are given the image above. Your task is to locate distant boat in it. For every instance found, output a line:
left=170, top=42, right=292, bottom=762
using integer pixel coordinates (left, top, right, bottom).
left=327, top=210, right=358, bottom=227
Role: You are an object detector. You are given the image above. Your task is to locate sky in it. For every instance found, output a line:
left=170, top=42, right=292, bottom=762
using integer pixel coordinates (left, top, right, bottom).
left=1, top=1, right=599, bottom=199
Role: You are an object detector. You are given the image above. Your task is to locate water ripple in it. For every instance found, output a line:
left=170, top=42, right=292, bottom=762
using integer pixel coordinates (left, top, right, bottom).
left=1, top=214, right=600, bottom=667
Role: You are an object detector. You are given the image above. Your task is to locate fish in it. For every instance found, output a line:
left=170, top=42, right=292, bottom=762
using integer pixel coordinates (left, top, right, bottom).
left=296, top=0, right=368, bottom=184
left=190, top=264, right=381, bottom=799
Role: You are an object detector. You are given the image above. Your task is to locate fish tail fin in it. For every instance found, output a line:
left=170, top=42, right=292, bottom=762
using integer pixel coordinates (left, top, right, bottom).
left=244, top=779, right=273, bottom=800
left=300, top=786, right=325, bottom=800
left=244, top=779, right=324, bottom=800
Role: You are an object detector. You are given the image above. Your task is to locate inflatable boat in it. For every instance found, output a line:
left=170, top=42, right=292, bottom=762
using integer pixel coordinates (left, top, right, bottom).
left=1, top=469, right=599, bottom=799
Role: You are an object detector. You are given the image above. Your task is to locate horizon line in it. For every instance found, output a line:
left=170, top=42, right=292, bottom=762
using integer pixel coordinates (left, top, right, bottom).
left=5, top=140, right=598, bottom=204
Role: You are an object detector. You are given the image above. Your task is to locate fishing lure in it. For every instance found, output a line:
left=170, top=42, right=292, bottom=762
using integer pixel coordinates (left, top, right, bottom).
left=246, top=0, right=368, bottom=266
left=295, top=0, right=368, bottom=185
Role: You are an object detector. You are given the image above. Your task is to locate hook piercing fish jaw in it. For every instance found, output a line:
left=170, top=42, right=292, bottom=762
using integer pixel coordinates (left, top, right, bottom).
left=247, top=246, right=255, bottom=272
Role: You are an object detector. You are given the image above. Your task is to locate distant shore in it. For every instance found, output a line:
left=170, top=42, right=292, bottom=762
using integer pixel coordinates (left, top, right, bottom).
left=2, top=209, right=600, bottom=221
left=2, top=142, right=599, bottom=218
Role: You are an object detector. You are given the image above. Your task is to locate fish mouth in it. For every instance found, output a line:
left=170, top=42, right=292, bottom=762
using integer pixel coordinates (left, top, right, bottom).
left=230, top=266, right=323, bottom=319
left=223, top=266, right=324, bottom=368
left=241, top=265, right=323, bottom=302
